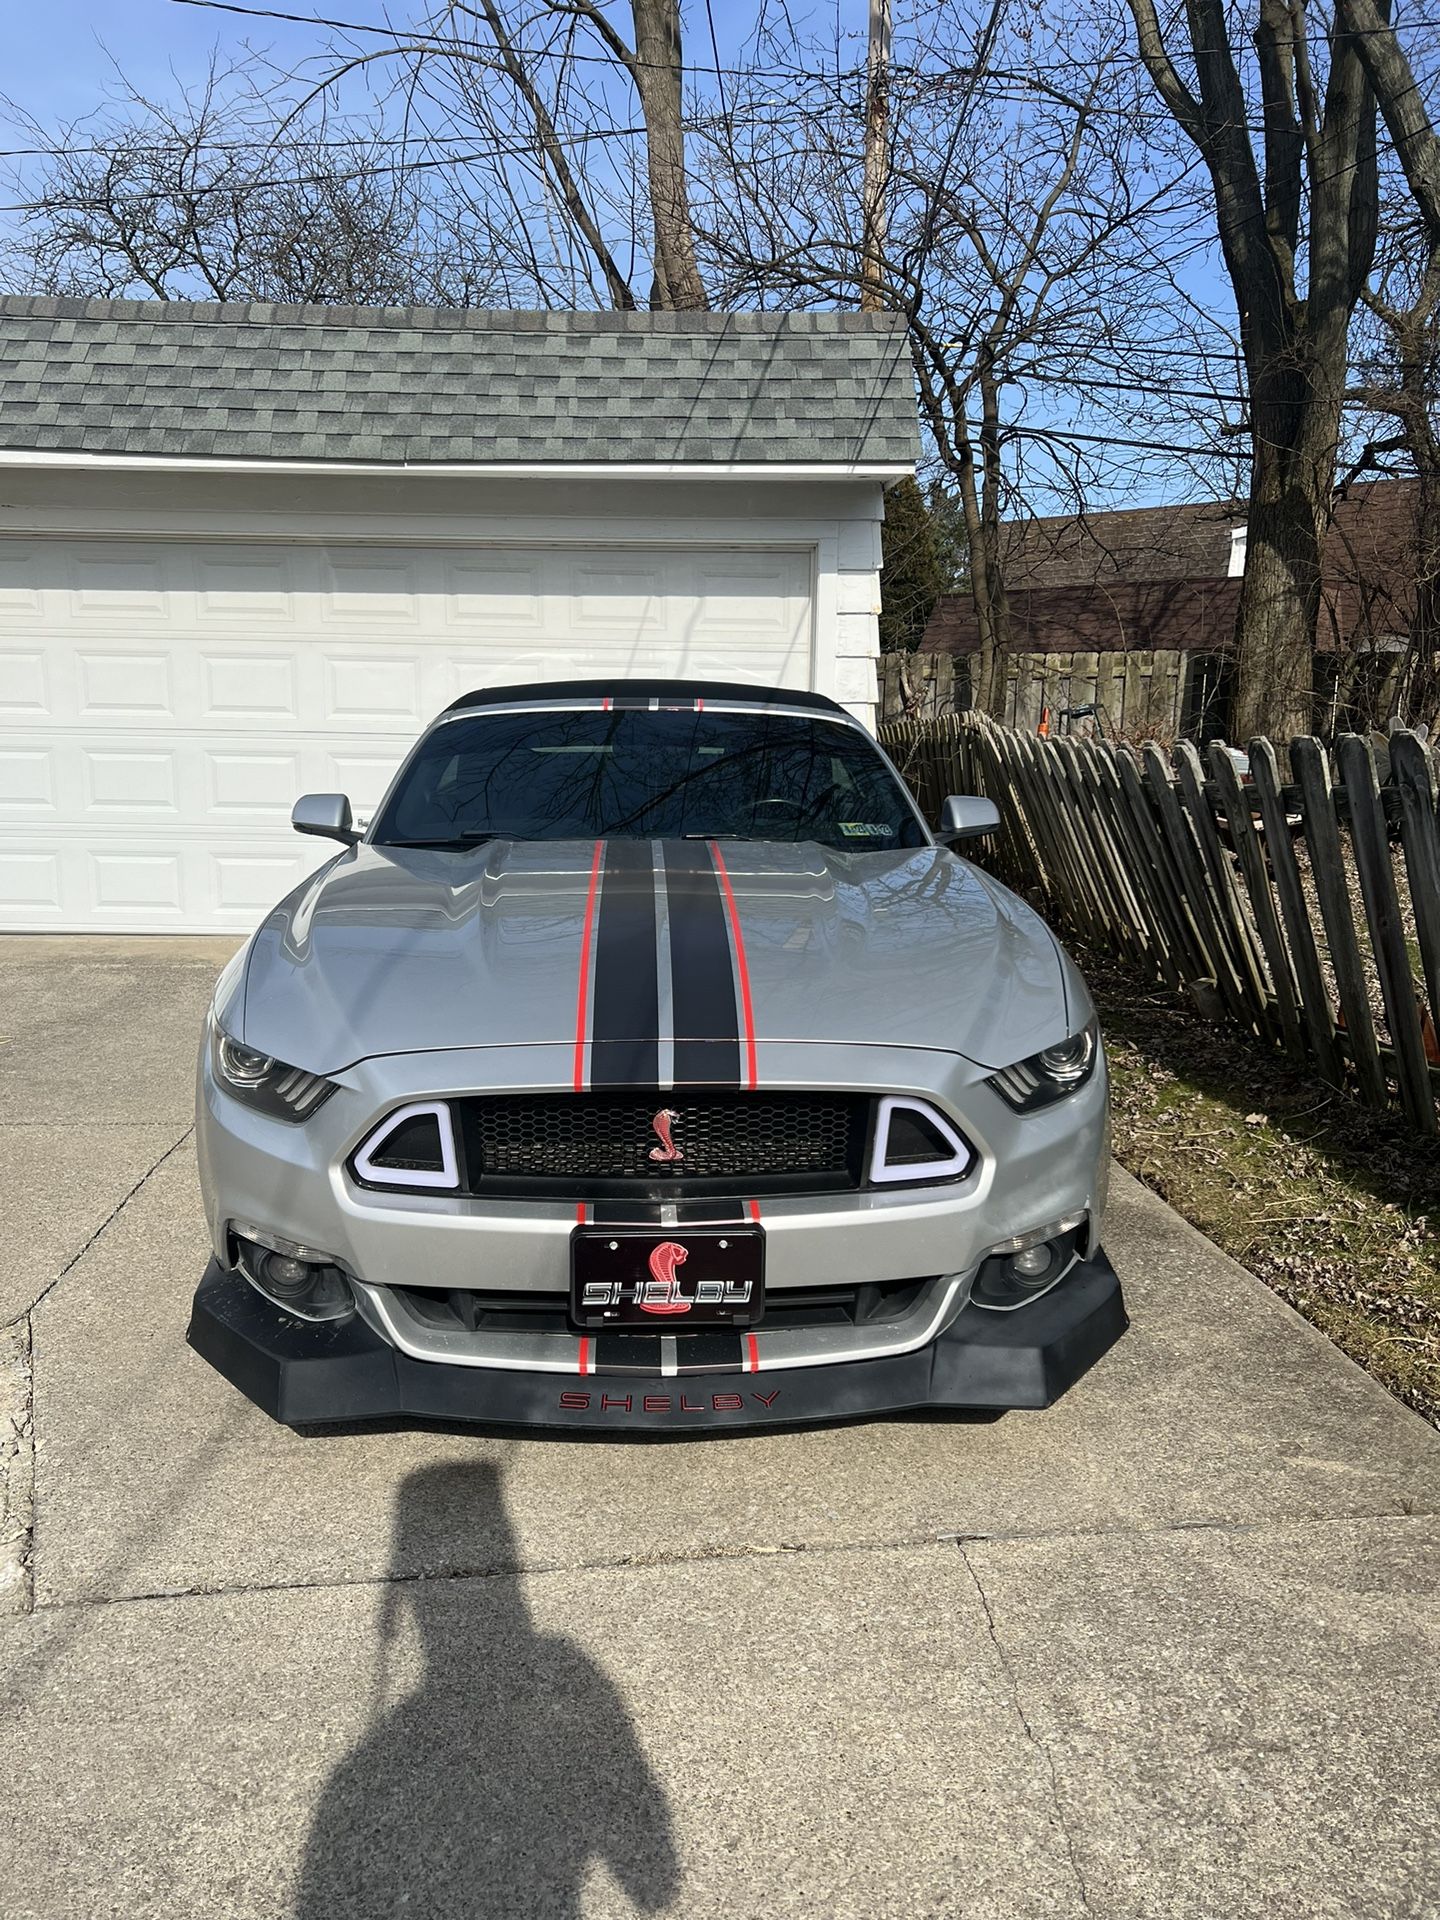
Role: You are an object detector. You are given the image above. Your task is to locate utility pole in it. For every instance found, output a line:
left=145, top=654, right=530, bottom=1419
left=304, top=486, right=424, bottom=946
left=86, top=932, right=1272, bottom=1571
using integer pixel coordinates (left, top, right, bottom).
left=860, top=0, right=893, bottom=310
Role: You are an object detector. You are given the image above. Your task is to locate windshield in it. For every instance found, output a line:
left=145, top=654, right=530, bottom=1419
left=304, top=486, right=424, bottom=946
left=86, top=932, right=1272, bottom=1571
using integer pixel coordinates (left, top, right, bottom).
left=371, top=707, right=927, bottom=852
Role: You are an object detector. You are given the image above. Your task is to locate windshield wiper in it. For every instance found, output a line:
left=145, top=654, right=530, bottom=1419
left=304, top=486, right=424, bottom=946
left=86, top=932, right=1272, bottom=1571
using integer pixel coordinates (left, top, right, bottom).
left=379, top=832, right=496, bottom=850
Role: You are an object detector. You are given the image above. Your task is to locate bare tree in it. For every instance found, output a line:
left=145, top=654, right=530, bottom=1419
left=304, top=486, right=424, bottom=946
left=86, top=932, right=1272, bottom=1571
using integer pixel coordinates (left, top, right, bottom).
left=1125, top=0, right=1382, bottom=741
left=0, top=67, right=498, bottom=305
left=696, top=0, right=1218, bottom=714
left=282, top=0, right=708, bottom=308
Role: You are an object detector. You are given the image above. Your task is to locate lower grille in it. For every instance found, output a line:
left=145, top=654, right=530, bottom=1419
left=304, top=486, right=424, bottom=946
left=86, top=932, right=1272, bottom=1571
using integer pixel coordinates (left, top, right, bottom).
left=393, top=1277, right=932, bottom=1335
left=456, top=1091, right=869, bottom=1196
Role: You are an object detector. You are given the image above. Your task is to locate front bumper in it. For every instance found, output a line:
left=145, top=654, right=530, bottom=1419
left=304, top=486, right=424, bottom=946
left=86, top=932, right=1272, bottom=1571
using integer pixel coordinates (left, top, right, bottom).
left=186, top=1248, right=1127, bottom=1431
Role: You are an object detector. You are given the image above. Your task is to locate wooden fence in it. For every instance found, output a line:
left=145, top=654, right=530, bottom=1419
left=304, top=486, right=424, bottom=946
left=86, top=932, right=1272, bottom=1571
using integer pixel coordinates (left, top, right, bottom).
left=877, top=654, right=967, bottom=723
left=879, top=709, right=1440, bottom=1135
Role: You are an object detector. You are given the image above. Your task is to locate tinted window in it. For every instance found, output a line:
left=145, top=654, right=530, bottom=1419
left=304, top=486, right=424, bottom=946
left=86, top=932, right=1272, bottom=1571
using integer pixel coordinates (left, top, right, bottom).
left=372, top=708, right=926, bottom=851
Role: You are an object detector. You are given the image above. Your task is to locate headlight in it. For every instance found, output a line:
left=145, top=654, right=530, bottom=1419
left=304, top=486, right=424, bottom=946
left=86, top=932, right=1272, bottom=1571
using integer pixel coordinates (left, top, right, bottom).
left=987, top=1017, right=1100, bottom=1112
left=209, top=1018, right=337, bottom=1121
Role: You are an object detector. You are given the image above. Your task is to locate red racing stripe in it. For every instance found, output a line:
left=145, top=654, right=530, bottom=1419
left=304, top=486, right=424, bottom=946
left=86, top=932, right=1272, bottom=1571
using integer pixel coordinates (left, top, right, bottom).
left=744, top=1333, right=760, bottom=1374
left=710, top=842, right=758, bottom=1089
left=747, top=1198, right=762, bottom=1222
left=578, top=1336, right=592, bottom=1375
left=573, top=839, right=605, bottom=1091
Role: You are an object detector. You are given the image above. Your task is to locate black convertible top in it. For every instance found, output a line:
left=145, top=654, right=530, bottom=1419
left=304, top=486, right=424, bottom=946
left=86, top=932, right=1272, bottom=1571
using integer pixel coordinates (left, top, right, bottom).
left=445, top=678, right=849, bottom=715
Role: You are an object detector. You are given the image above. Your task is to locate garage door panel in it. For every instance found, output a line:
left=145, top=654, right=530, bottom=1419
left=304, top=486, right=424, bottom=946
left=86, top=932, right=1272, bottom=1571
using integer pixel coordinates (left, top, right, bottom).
left=203, top=748, right=306, bottom=819
left=0, top=648, right=48, bottom=714
left=0, top=849, right=61, bottom=915
left=199, top=650, right=301, bottom=723
left=1, top=538, right=815, bottom=931
left=0, top=546, right=44, bottom=623
left=323, top=653, right=426, bottom=727
left=194, top=548, right=302, bottom=624
left=91, top=850, right=185, bottom=915
left=321, top=550, right=426, bottom=626
left=445, top=554, right=546, bottom=631
left=67, top=545, right=175, bottom=623
left=76, top=652, right=176, bottom=719
left=0, top=747, right=54, bottom=811
left=82, top=748, right=179, bottom=815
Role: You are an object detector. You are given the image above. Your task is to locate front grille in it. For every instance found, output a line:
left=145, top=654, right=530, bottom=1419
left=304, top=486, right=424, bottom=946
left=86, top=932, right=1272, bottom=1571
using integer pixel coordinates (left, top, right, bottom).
left=456, top=1091, right=869, bottom=1196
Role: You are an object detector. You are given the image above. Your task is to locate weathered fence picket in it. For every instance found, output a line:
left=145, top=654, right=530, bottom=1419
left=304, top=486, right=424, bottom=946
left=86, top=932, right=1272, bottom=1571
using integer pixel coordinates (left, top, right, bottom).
left=879, top=708, right=1440, bottom=1133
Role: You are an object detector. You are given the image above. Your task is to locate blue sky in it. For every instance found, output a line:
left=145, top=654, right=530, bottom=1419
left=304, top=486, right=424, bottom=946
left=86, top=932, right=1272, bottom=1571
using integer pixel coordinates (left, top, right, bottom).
left=0, top=0, right=767, bottom=135
left=3, top=2, right=319, bottom=131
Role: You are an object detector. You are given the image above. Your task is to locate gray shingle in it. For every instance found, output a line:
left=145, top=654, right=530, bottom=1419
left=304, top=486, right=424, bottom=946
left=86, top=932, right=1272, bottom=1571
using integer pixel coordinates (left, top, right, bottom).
left=0, top=298, right=917, bottom=468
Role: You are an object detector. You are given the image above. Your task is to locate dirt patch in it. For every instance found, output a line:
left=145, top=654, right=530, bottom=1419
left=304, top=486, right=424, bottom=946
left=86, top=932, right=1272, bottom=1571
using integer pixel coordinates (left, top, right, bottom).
left=1082, top=944, right=1440, bottom=1430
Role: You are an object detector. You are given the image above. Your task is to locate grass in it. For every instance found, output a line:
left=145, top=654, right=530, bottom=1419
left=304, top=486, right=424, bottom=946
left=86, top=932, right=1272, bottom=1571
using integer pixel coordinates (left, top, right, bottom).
left=1080, top=943, right=1440, bottom=1429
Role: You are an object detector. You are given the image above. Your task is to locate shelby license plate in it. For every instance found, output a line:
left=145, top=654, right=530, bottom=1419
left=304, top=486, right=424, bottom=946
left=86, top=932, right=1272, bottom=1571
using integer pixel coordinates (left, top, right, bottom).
left=570, top=1226, right=764, bottom=1329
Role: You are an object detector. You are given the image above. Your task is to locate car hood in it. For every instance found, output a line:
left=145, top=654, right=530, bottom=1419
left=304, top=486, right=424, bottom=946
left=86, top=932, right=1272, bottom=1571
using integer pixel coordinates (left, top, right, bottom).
left=240, top=839, right=1069, bottom=1075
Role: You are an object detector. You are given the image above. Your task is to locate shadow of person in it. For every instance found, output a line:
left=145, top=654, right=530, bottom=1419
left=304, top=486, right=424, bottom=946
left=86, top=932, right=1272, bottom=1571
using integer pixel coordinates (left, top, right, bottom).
left=294, top=1460, right=681, bottom=1919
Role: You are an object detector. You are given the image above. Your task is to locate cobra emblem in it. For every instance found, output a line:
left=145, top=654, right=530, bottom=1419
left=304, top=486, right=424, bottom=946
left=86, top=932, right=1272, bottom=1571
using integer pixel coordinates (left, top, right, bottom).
left=648, top=1107, right=684, bottom=1164
left=640, top=1239, right=691, bottom=1315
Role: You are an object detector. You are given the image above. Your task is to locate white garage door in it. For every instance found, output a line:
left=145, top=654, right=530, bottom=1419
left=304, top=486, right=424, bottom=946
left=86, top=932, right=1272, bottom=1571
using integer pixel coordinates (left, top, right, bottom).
left=0, top=538, right=814, bottom=933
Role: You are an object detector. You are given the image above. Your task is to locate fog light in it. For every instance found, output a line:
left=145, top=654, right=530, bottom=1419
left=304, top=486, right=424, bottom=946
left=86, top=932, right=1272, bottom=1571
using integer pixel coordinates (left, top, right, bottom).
left=232, top=1225, right=355, bottom=1324
left=258, top=1251, right=316, bottom=1299
left=1011, top=1244, right=1055, bottom=1280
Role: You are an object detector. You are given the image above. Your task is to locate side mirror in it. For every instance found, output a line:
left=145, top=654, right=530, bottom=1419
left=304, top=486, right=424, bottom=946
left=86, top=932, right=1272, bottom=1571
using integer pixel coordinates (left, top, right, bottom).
left=292, top=793, right=360, bottom=845
left=938, top=794, right=1000, bottom=844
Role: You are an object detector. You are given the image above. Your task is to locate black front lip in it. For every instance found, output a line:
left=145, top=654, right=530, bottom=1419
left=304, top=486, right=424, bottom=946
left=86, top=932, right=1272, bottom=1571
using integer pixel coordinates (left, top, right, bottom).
left=186, top=1254, right=1128, bottom=1432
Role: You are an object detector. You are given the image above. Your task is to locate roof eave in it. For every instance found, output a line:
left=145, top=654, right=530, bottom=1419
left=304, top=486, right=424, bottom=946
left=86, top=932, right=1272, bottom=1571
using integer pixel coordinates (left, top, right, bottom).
left=0, top=447, right=912, bottom=481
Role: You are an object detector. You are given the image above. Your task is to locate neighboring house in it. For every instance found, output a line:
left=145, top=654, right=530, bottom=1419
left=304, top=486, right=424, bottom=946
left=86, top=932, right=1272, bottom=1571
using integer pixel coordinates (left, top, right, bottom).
left=0, top=298, right=916, bottom=934
left=916, top=481, right=1420, bottom=740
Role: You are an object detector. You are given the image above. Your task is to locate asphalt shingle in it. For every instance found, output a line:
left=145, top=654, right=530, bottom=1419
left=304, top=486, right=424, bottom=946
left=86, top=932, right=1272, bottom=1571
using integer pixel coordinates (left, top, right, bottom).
left=0, top=298, right=916, bottom=467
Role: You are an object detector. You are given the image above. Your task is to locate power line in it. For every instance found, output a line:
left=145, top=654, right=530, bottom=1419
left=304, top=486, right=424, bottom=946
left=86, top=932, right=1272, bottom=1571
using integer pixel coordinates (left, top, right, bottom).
left=166, top=0, right=852, bottom=81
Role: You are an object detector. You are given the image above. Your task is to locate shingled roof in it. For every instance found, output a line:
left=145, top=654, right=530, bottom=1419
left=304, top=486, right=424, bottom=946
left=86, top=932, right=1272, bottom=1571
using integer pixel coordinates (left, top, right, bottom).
left=0, top=297, right=917, bottom=468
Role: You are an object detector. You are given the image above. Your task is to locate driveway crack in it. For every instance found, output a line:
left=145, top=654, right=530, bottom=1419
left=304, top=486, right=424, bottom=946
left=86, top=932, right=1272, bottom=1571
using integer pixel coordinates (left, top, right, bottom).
left=957, top=1540, right=1092, bottom=1914
left=1, top=1313, right=34, bottom=1615
left=6, top=1125, right=193, bottom=1327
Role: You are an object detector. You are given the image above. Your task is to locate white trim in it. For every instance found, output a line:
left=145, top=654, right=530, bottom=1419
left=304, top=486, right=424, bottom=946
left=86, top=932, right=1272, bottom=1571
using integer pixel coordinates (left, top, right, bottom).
left=0, top=446, right=912, bottom=481
left=869, top=1096, right=974, bottom=1186
left=353, top=1101, right=460, bottom=1190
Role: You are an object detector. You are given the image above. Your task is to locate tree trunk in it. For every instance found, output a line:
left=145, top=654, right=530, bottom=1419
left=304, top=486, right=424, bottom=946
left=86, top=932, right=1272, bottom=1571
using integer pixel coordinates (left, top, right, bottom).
left=630, top=0, right=708, bottom=310
left=1230, top=407, right=1325, bottom=743
left=976, top=350, right=1011, bottom=716
left=953, top=430, right=1002, bottom=714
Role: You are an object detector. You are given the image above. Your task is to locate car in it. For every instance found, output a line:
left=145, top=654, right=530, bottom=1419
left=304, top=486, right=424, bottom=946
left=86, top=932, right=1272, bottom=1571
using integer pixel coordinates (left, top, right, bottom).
left=188, top=678, right=1126, bottom=1431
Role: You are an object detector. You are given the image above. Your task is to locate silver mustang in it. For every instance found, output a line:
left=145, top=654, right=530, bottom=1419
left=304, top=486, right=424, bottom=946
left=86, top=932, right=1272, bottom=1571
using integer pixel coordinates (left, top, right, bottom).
left=189, top=679, right=1125, bottom=1430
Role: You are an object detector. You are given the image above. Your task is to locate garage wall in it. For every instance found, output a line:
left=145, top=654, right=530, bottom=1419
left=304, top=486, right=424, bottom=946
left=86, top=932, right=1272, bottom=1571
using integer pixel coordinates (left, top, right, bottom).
left=0, top=467, right=885, bottom=934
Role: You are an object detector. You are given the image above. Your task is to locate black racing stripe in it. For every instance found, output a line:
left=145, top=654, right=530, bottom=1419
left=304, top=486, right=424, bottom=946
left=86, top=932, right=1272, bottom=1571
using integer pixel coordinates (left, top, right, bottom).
left=675, top=1332, right=744, bottom=1375
left=607, top=696, right=699, bottom=711
left=593, top=1332, right=743, bottom=1377
left=588, top=839, right=660, bottom=1088
left=592, top=1334, right=665, bottom=1377
left=589, top=1201, right=663, bottom=1226
left=661, top=841, right=742, bottom=1086
left=587, top=1200, right=751, bottom=1227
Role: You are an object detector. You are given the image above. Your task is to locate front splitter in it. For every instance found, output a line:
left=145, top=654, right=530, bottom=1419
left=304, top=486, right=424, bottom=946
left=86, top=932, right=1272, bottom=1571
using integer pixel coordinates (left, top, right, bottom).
left=186, top=1254, right=1127, bottom=1432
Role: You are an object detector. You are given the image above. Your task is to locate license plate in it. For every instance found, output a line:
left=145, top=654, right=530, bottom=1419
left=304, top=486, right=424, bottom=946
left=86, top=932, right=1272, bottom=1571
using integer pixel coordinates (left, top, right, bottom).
left=570, top=1226, right=765, bottom=1328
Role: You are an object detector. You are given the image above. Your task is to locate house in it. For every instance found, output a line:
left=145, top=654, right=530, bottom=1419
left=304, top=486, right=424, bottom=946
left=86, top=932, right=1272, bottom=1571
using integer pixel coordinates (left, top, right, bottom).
left=0, top=298, right=916, bottom=933
left=914, top=481, right=1421, bottom=740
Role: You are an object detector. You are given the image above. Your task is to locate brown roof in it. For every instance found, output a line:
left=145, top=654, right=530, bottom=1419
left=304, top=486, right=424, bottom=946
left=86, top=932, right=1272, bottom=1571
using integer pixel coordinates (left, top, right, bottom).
left=922, top=577, right=1243, bottom=656
left=1001, top=499, right=1241, bottom=588
left=924, top=479, right=1419, bottom=656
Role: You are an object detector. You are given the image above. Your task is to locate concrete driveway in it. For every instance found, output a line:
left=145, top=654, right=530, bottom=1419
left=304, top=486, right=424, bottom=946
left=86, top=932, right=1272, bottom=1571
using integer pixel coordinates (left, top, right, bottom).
left=3, top=935, right=1440, bottom=1920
